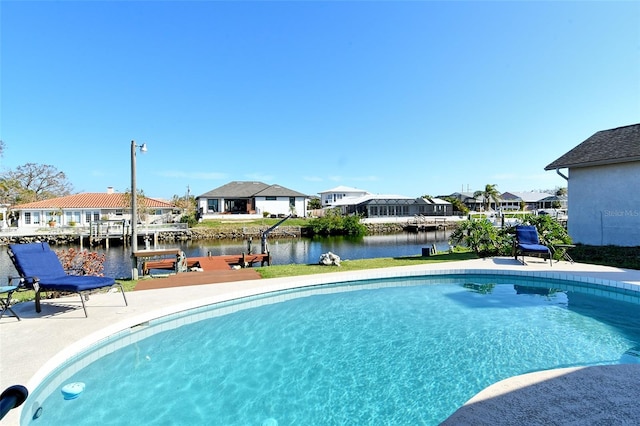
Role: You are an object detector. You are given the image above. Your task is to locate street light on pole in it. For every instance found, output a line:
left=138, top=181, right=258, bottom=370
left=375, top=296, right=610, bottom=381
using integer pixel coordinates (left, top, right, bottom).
left=130, top=140, right=147, bottom=280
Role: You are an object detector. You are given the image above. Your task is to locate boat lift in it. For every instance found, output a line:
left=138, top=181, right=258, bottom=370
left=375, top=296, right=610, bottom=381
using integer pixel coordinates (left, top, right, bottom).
left=260, top=214, right=292, bottom=254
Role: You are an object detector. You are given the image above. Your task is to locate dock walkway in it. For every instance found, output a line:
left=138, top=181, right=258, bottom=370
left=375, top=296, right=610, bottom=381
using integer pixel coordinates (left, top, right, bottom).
left=134, top=268, right=261, bottom=290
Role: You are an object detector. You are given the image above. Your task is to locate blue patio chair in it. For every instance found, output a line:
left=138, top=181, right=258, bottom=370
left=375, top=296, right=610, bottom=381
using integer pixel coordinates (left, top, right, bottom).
left=8, top=242, right=127, bottom=317
left=513, top=225, right=552, bottom=266
left=0, top=284, right=20, bottom=321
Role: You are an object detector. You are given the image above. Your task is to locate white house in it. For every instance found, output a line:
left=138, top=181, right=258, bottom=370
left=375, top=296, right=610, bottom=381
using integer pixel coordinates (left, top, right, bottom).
left=545, top=123, right=640, bottom=246
left=8, top=189, right=176, bottom=231
left=196, top=181, right=308, bottom=219
left=318, top=186, right=371, bottom=207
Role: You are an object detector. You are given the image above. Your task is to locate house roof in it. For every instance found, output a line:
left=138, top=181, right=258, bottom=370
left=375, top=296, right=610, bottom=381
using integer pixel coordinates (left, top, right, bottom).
left=445, top=192, right=484, bottom=202
left=545, top=123, right=640, bottom=170
left=333, top=194, right=414, bottom=206
left=11, top=193, right=174, bottom=209
left=501, top=192, right=551, bottom=203
left=197, top=181, right=307, bottom=198
left=422, top=197, right=450, bottom=205
left=255, top=184, right=307, bottom=198
left=318, top=185, right=370, bottom=194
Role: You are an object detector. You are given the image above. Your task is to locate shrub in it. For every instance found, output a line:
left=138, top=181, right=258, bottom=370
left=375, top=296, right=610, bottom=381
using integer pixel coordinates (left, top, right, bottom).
left=56, top=248, right=106, bottom=276
left=308, top=209, right=367, bottom=236
left=449, top=218, right=507, bottom=257
left=449, top=214, right=572, bottom=259
left=179, top=213, right=197, bottom=227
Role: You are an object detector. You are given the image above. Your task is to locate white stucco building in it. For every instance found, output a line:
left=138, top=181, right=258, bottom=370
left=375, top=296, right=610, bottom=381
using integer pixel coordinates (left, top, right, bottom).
left=545, top=123, right=640, bottom=246
left=196, top=181, right=308, bottom=219
left=8, top=190, right=176, bottom=231
left=318, top=186, right=371, bottom=207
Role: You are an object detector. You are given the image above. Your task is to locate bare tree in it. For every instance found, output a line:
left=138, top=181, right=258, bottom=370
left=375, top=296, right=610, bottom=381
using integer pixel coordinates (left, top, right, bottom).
left=1, top=163, right=74, bottom=203
left=171, top=193, right=196, bottom=214
left=121, top=189, right=152, bottom=223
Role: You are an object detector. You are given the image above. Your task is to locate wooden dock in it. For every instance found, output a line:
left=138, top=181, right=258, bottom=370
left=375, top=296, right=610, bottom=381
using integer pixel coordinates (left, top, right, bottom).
left=141, top=253, right=271, bottom=275
left=405, top=217, right=449, bottom=233
left=134, top=268, right=262, bottom=291
left=134, top=251, right=267, bottom=291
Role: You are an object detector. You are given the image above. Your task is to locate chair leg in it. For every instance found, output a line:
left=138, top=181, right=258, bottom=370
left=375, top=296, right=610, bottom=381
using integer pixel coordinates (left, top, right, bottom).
left=77, top=285, right=128, bottom=318
left=34, top=290, right=42, bottom=313
left=116, top=283, right=129, bottom=307
left=78, top=293, right=89, bottom=317
left=0, top=290, right=20, bottom=321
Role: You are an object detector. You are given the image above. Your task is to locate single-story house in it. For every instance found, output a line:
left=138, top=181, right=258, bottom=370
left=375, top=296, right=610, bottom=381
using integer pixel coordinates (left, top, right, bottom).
left=196, top=181, right=308, bottom=219
left=8, top=188, right=176, bottom=230
left=332, top=194, right=453, bottom=218
left=538, top=194, right=568, bottom=210
left=545, top=123, right=640, bottom=246
left=444, top=192, right=487, bottom=212
left=499, top=192, right=553, bottom=211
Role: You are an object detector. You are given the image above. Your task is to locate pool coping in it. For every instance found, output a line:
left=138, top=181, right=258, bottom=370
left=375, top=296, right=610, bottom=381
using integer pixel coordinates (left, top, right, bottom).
left=2, top=257, right=640, bottom=425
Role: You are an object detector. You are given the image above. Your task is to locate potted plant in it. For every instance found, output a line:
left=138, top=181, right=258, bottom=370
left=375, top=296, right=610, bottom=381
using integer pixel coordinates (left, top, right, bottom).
left=48, top=209, right=62, bottom=227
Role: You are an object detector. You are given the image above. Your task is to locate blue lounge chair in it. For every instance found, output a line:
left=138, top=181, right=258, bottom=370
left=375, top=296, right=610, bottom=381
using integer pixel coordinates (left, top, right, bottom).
left=513, top=225, right=552, bottom=266
left=8, top=242, right=127, bottom=317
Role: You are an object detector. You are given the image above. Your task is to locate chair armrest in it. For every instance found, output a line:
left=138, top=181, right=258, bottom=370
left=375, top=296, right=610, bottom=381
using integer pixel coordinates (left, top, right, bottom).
left=7, top=275, right=40, bottom=292
left=7, top=276, right=25, bottom=288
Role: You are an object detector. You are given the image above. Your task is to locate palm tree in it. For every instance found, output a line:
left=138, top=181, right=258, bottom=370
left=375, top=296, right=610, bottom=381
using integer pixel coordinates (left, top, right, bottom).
left=555, top=187, right=567, bottom=196
left=473, top=184, right=501, bottom=212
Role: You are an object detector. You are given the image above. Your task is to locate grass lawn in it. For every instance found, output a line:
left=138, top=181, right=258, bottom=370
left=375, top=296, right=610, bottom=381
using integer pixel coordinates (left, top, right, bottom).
left=10, top=251, right=478, bottom=302
left=256, top=251, right=478, bottom=278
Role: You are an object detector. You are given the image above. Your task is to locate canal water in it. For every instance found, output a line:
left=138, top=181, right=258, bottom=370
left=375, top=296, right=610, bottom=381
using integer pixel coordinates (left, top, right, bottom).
left=1, top=230, right=451, bottom=279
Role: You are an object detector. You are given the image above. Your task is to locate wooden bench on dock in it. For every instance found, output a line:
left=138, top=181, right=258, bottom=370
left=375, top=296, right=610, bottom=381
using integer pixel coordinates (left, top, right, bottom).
left=141, top=252, right=270, bottom=275
left=134, top=249, right=182, bottom=275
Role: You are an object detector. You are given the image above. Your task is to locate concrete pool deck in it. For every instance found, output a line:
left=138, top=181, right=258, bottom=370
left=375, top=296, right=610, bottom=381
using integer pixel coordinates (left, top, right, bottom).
left=1, top=256, right=639, bottom=425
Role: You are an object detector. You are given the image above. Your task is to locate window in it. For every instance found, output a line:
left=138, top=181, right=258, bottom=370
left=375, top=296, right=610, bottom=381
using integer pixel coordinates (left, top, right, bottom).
left=207, top=199, right=219, bottom=213
left=266, top=196, right=277, bottom=201
left=66, top=211, right=81, bottom=224
left=85, top=212, right=92, bottom=223
left=115, top=209, right=123, bottom=217
left=25, top=212, right=31, bottom=225
left=289, top=197, right=295, bottom=208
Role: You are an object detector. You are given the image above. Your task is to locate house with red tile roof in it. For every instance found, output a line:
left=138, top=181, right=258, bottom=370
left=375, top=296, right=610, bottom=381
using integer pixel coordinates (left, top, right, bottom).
left=8, top=188, right=176, bottom=230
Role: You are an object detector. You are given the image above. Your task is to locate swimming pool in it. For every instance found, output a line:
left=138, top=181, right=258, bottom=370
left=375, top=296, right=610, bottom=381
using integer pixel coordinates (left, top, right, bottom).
left=21, top=273, right=640, bottom=425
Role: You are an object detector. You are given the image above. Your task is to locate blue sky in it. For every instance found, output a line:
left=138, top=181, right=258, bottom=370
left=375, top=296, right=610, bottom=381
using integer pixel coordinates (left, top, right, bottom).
left=2, top=1, right=639, bottom=201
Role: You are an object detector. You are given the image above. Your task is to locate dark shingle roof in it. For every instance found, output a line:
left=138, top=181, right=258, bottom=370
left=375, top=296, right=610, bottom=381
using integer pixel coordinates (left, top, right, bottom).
left=197, top=181, right=306, bottom=198
left=255, top=185, right=307, bottom=197
left=545, top=124, right=640, bottom=170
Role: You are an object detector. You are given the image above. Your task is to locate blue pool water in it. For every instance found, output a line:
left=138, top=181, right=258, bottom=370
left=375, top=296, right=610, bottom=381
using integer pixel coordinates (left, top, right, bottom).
left=24, top=275, right=640, bottom=425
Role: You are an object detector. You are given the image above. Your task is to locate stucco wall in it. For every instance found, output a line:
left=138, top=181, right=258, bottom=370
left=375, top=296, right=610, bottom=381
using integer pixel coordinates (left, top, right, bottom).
left=568, top=162, right=640, bottom=246
left=255, top=197, right=306, bottom=216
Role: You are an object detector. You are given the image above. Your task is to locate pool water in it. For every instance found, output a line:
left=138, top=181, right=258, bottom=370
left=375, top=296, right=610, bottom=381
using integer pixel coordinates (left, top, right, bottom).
left=25, top=275, right=640, bottom=425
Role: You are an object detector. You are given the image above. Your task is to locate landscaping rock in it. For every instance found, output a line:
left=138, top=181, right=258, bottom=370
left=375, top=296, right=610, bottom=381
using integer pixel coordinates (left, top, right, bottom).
left=319, top=251, right=341, bottom=266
